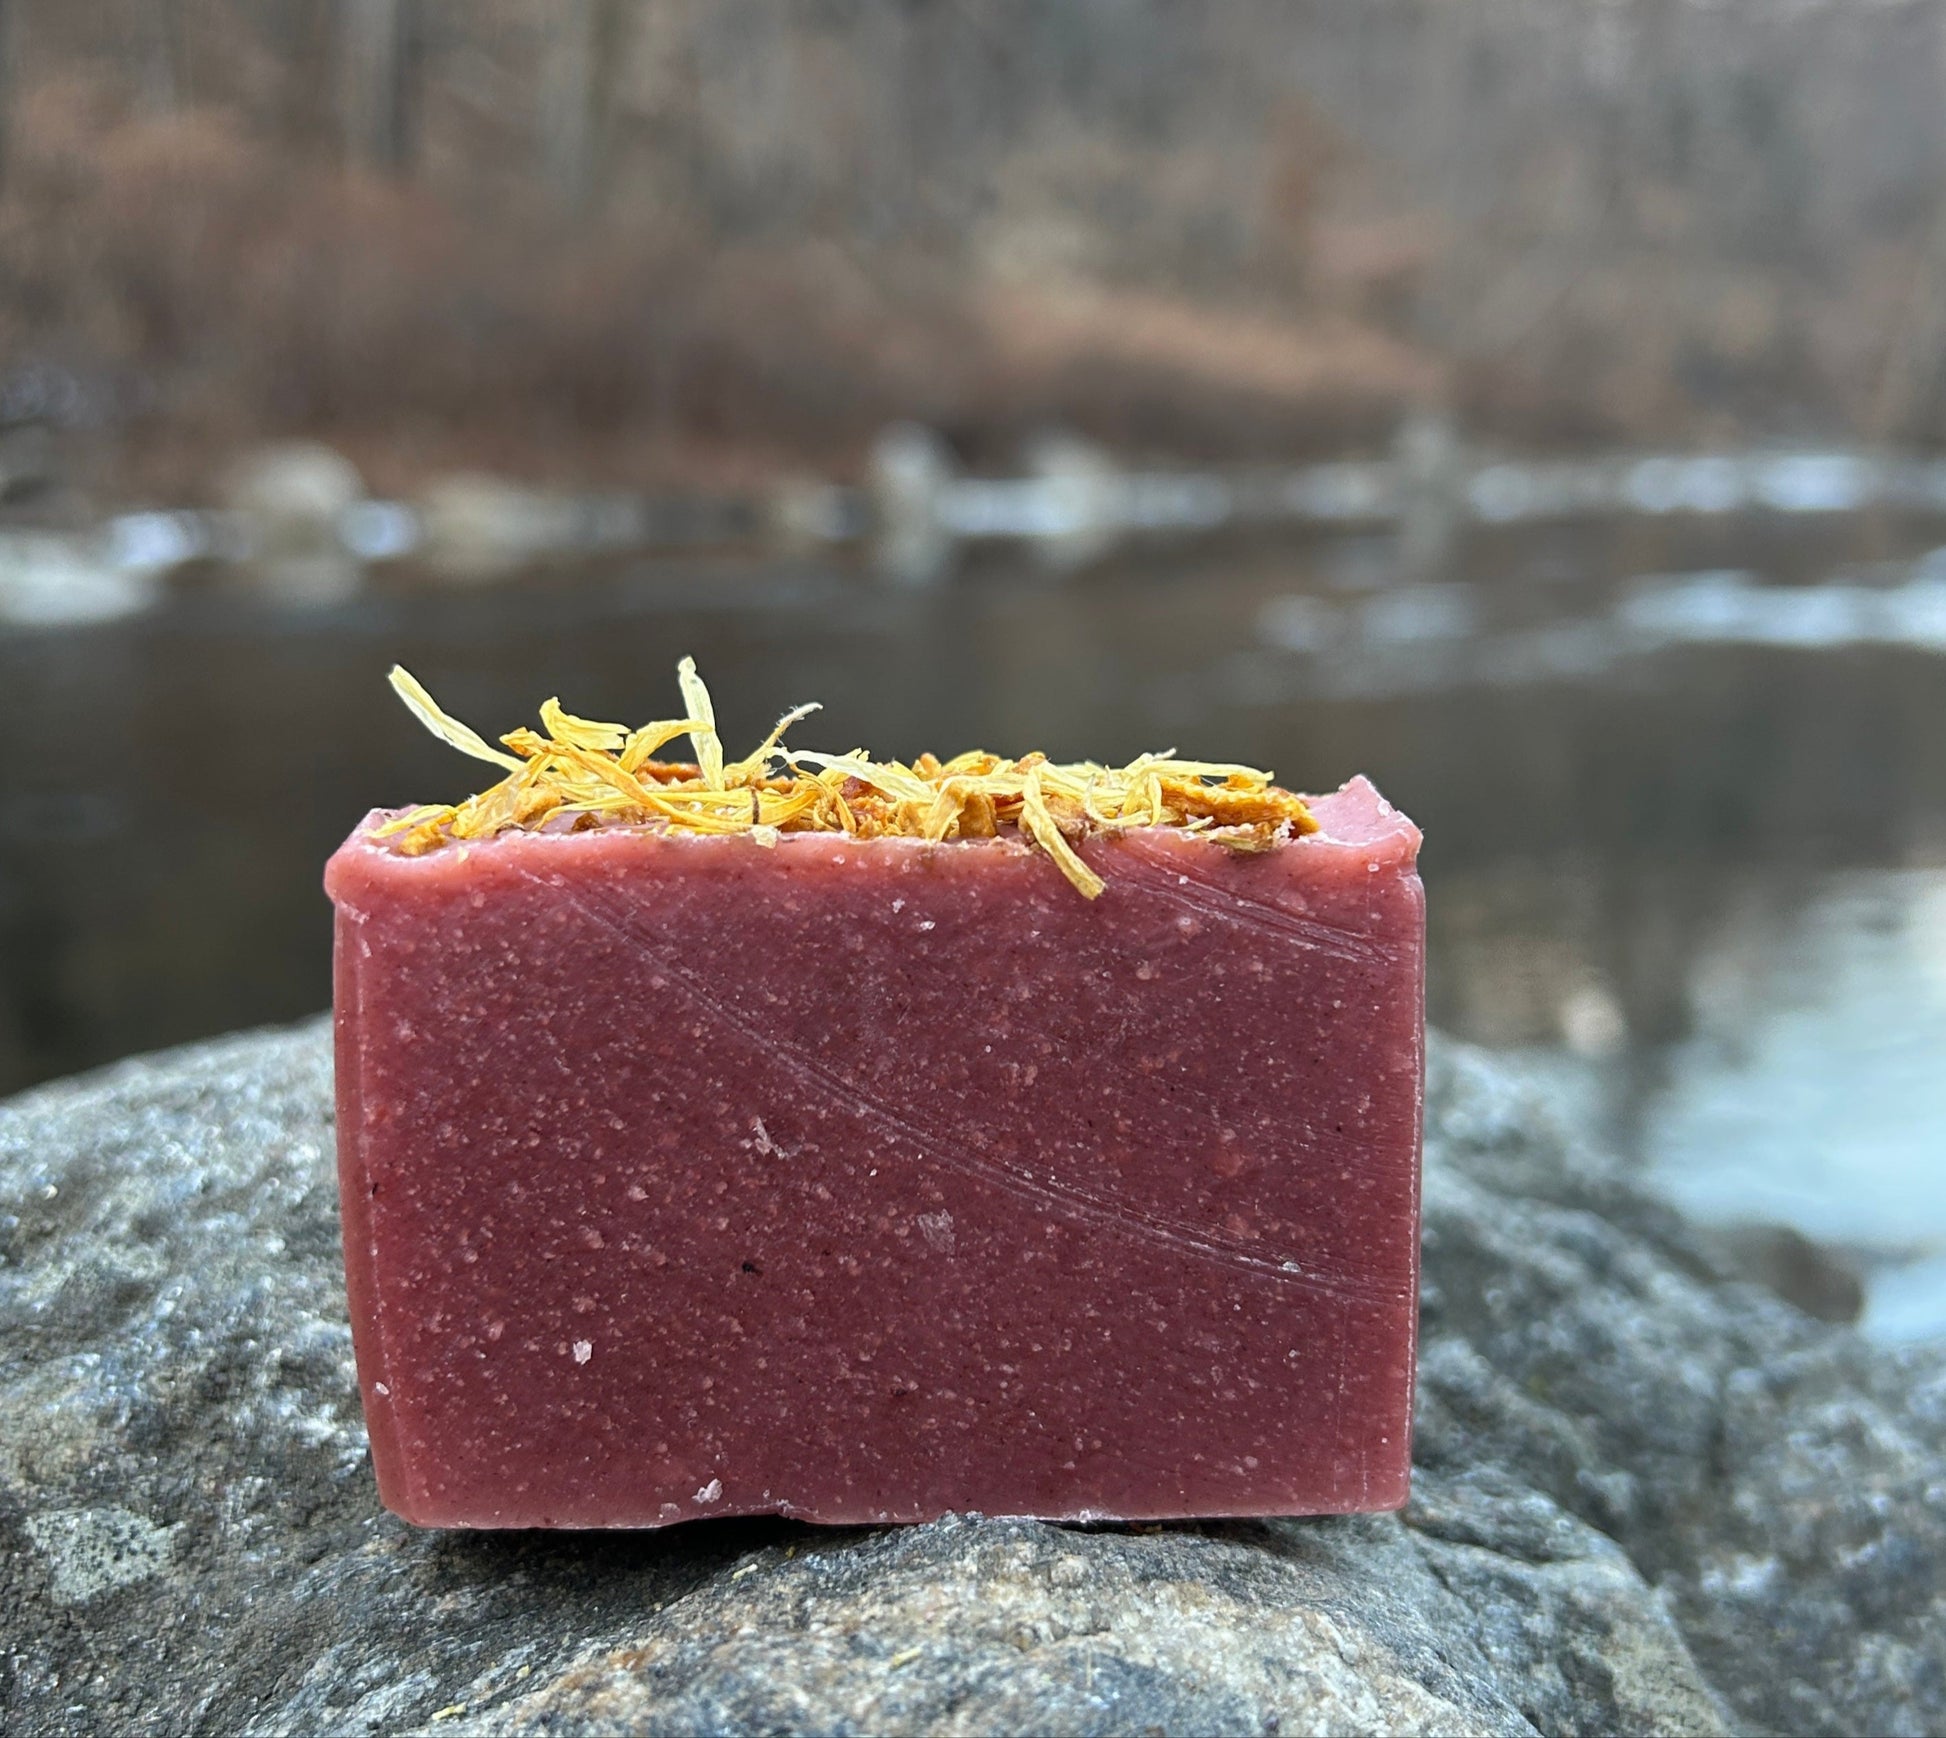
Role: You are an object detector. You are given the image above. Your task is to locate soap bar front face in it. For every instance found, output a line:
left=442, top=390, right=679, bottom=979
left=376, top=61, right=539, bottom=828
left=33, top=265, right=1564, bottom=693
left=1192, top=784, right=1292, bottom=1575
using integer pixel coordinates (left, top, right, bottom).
left=327, top=778, right=1424, bottom=1528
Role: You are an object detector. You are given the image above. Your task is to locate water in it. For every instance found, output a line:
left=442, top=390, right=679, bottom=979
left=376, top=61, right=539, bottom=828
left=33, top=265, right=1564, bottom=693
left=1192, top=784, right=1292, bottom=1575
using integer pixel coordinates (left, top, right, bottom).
left=4, top=508, right=1943, bottom=1332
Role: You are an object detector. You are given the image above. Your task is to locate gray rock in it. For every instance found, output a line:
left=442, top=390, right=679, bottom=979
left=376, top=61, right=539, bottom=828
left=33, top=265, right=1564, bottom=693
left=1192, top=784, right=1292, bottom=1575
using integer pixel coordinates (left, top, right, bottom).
left=0, top=1022, right=1939, bottom=1736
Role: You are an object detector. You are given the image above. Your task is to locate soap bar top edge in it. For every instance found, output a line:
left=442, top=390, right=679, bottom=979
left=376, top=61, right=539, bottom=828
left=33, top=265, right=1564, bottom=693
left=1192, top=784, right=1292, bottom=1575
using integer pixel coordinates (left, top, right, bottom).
left=326, top=775, right=1419, bottom=903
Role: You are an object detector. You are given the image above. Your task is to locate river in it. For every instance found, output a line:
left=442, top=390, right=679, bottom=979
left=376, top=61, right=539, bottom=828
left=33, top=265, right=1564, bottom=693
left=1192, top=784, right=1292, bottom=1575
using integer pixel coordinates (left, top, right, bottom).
left=5, top=505, right=1943, bottom=1334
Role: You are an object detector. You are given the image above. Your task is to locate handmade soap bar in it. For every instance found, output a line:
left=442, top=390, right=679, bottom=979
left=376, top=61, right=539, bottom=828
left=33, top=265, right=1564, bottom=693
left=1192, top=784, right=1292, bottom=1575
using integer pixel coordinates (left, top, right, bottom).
left=327, top=669, right=1423, bottom=1527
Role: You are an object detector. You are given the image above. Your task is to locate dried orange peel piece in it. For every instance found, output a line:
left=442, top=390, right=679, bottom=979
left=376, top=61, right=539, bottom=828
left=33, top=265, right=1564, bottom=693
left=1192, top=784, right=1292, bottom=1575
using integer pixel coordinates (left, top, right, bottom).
left=374, top=661, right=1317, bottom=896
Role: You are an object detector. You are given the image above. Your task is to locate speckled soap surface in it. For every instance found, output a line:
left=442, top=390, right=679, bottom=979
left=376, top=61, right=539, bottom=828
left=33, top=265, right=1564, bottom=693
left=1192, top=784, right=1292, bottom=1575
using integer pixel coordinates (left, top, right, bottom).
left=325, top=776, right=1424, bottom=1528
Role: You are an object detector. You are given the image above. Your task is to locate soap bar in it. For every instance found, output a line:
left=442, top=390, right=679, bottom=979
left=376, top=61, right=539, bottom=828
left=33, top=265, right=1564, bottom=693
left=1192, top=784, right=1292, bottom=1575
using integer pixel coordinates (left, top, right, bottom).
left=326, top=670, right=1423, bottom=1528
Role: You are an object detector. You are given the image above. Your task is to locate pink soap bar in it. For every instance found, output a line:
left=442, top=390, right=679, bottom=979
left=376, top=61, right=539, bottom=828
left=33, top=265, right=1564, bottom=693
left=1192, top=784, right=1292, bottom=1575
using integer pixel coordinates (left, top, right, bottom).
left=326, top=777, right=1424, bottom=1528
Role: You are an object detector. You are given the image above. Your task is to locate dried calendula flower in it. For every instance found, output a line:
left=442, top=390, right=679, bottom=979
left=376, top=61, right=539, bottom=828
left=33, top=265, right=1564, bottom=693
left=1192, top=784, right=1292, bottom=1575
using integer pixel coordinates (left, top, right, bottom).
left=375, top=661, right=1317, bottom=896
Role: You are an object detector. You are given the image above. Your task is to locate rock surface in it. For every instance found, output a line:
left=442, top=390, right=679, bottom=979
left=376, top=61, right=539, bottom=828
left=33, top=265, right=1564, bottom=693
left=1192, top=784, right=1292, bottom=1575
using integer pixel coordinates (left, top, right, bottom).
left=0, top=1021, right=1940, bottom=1736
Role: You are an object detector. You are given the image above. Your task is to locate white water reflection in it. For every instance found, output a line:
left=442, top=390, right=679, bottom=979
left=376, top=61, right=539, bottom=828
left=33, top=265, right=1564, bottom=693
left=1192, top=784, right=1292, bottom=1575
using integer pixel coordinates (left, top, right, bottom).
left=0, top=533, right=161, bottom=628
left=1252, top=554, right=1946, bottom=703
left=1644, top=871, right=1946, bottom=1341
left=1620, top=569, right=1946, bottom=652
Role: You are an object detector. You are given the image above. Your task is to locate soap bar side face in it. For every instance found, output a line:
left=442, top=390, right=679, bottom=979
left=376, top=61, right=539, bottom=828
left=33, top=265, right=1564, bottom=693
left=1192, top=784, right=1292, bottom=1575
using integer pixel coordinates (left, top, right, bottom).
left=327, top=788, right=1423, bottom=1528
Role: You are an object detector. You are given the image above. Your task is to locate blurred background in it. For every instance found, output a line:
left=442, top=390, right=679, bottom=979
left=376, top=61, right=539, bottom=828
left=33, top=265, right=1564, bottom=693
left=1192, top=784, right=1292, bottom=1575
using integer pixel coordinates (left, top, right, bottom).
left=2, top=2, right=1944, bottom=1339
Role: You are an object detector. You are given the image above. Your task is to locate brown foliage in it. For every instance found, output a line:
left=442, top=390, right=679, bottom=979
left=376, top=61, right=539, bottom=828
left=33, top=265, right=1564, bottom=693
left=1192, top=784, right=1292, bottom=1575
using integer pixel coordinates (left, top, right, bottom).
left=0, top=57, right=1431, bottom=495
